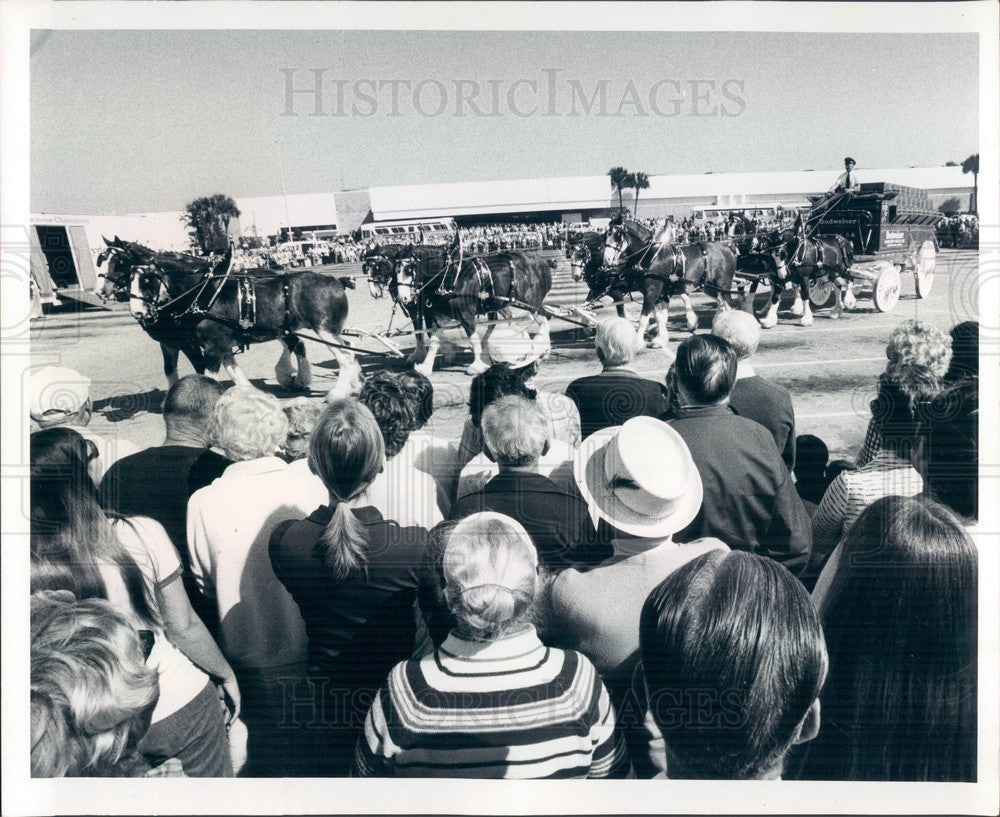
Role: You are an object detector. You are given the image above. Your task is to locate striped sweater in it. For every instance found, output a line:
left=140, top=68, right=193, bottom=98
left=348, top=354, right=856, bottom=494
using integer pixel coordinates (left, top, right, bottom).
left=353, top=626, right=631, bottom=778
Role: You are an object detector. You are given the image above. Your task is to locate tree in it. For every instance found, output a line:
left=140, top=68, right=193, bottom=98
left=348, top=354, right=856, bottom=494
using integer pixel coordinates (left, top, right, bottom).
left=608, top=167, right=630, bottom=212
left=630, top=171, right=650, bottom=215
left=961, top=154, right=978, bottom=214
left=183, top=194, right=241, bottom=254
left=938, top=197, right=962, bottom=216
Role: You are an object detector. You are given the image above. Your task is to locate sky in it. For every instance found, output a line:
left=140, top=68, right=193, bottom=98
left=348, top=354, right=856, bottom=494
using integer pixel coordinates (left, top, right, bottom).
left=30, top=29, right=979, bottom=214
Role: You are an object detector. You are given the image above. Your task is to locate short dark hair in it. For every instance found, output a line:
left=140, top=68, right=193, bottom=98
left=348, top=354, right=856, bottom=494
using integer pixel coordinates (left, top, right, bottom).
left=468, top=363, right=538, bottom=429
left=793, top=496, right=977, bottom=781
left=163, top=375, right=226, bottom=425
left=672, top=335, right=737, bottom=405
left=358, top=372, right=415, bottom=459
left=640, top=550, right=827, bottom=779
left=395, top=369, right=434, bottom=429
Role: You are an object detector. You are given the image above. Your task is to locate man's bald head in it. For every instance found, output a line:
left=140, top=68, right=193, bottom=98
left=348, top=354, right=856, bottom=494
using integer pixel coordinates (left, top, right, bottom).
left=163, top=376, right=227, bottom=445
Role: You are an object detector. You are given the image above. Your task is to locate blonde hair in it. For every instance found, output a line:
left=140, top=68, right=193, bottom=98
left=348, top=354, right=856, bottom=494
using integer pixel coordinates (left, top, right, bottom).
left=308, top=399, right=385, bottom=580
left=885, top=320, right=952, bottom=379
left=30, top=593, right=159, bottom=777
left=442, top=513, right=539, bottom=640
left=211, top=387, right=289, bottom=461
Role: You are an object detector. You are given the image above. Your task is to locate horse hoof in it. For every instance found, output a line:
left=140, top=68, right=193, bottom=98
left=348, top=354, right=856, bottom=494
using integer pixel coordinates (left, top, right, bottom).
left=789, top=301, right=805, bottom=317
left=798, top=315, right=814, bottom=327
left=275, top=375, right=295, bottom=389
left=650, top=336, right=667, bottom=349
left=414, top=363, right=434, bottom=379
left=829, top=312, right=841, bottom=320
left=465, top=361, right=489, bottom=376
left=685, top=317, right=698, bottom=333
left=759, top=317, right=778, bottom=329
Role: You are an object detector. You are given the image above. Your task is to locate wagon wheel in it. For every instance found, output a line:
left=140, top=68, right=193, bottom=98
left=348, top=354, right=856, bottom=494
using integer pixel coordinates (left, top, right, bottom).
left=914, top=240, right=936, bottom=298
left=872, top=261, right=902, bottom=313
left=808, top=278, right=838, bottom=309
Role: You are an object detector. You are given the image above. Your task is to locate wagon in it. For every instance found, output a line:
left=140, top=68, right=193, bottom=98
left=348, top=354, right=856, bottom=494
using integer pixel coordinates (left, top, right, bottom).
left=803, top=182, right=940, bottom=312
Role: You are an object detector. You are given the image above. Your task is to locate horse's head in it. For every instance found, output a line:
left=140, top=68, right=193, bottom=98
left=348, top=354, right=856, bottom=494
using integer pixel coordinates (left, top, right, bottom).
left=126, top=264, right=169, bottom=323
left=603, top=224, right=630, bottom=267
left=362, top=244, right=395, bottom=299
left=393, top=255, right=419, bottom=305
left=95, top=239, right=135, bottom=302
left=569, top=242, right=593, bottom=282
left=769, top=229, right=800, bottom=280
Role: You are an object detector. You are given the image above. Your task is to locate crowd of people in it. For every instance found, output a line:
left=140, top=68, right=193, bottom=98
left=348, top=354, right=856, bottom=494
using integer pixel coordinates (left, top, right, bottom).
left=937, top=213, right=979, bottom=248
left=27, top=312, right=979, bottom=781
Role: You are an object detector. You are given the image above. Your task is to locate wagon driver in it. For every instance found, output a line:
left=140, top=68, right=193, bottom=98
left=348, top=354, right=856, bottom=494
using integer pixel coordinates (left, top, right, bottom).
left=833, top=157, right=861, bottom=194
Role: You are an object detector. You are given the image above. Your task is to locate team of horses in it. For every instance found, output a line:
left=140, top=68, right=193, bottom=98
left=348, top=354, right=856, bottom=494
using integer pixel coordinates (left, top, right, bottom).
left=96, top=216, right=855, bottom=392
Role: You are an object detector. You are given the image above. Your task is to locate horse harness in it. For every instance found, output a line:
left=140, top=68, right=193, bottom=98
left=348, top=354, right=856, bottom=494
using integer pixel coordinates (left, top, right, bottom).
left=130, top=259, right=263, bottom=349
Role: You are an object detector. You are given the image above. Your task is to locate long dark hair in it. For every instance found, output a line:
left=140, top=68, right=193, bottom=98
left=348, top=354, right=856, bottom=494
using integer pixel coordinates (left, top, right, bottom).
left=792, top=495, right=977, bottom=781
left=30, top=428, right=159, bottom=626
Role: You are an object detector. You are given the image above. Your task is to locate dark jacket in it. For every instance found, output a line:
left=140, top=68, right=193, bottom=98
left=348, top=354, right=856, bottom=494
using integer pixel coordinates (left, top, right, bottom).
left=665, top=404, right=811, bottom=575
left=566, top=369, right=669, bottom=440
left=449, top=470, right=611, bottom=569
left=269, top=505, right=448, bottom=685
left=729, top=375, right=796, bottom=470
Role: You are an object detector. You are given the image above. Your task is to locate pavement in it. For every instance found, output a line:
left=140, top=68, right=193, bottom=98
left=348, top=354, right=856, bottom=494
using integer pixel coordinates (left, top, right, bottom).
left=28, top=249, right=978, bottom=462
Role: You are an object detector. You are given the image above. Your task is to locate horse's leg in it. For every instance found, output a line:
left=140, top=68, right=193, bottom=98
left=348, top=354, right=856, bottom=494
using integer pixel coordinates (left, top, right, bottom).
left=275, top=338, right=296, bottom=389
left=759, top=287, right=781, bottom=329
left=743, top=279, right=760, bottom=314
left=314, top=329, right=362, bottom=400
left=406, top=314, right=426, bottom=366
left=635, top=305, right=654, bottom=346
left=798, top=279, right=814, bottom=327
left=681, top=293, right=698, bottom=333
left=414, top=329, right=443, bottom=379
left=161, top=344, right=180, bottom=389
left=202, top=354, right=224, bottom=381
left=292, top=339, right=312, bottom=389
left=842, top=275, right=857, bottom=311
left=789, top=283, right=805, bottom=316
left=830, top=280, right=843, bottom=320
left=222, top=354, right=254, bottom=389
left=650, top=297, right=671, bottom=349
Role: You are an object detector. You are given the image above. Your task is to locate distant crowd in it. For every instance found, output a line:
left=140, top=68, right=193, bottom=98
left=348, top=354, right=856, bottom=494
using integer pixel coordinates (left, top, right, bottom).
left=937, top=214, right=979, bottom=248
left=28, top=309, right=978, bottom=781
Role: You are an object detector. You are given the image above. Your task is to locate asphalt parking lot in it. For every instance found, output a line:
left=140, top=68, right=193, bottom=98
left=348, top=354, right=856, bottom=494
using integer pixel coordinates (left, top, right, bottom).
left=28, top=249, right=979, bottom=462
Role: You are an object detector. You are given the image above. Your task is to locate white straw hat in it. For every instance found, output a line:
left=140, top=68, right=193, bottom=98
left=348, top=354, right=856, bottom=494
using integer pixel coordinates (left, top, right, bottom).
left=29, top=365, right=92, bottom=422
left=484, top=326, right=549, bottom=369
left=574, top=416, right=702, bottom=538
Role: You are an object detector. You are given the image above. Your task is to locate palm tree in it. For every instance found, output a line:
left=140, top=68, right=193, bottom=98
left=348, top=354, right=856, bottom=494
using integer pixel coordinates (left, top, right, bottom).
left=183, top=194, right=242, bottom=254
left=630, top=171, right=650, bottom=215
left=961, top=154, right=978, bottom=214
left=608, top=167, right=630, bottom=212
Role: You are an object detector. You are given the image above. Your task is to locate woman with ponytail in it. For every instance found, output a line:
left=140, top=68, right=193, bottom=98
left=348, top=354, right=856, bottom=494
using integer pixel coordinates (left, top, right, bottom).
left=268, top=398, right=447, bottom=776
left=30, top=428, right=236, bottom=777
left=353, top=512, right=631, bottom=779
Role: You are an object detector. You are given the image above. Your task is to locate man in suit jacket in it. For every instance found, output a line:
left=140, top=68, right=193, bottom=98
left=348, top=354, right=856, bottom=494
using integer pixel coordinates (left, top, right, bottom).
left=449, top=395, right=610, bottom=570
left=663, top=335, right=811, bottom=576
left=711, top=309, right=796, bottom=470
left=565, top=317, right=668, bottom=440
